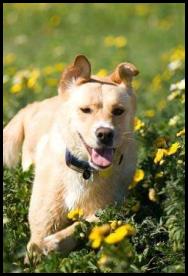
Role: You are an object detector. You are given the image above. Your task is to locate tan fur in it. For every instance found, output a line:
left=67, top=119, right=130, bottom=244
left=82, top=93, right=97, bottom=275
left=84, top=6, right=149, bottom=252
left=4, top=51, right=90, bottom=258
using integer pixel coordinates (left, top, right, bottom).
left=3, top=55, right=139, bottom=259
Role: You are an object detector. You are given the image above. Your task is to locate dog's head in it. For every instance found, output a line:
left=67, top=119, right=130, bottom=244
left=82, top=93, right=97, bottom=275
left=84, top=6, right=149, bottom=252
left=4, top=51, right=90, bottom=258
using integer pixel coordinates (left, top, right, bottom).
left=58, top=55, right=139, bottom=170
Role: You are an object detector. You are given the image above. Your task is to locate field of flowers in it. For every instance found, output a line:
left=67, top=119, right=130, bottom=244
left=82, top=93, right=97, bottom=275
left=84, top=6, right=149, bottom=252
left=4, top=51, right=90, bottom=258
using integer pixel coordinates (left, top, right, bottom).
left=3, top=3, right=185, bottom=273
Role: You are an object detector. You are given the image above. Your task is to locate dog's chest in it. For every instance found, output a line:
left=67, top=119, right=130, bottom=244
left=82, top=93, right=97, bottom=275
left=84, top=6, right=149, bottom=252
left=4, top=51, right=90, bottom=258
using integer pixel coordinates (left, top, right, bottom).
left=63, top=173, right=92, bottom=210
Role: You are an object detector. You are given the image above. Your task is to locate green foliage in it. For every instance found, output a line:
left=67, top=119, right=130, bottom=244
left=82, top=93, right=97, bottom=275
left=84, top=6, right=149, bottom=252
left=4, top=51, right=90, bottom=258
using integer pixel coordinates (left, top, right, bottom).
left=3, top=3, right=185, bottom=273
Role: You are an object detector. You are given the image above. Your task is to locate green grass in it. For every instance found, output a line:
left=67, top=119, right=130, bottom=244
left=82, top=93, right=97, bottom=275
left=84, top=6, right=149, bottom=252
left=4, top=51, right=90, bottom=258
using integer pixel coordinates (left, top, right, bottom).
left=3, top=3, right=185, bottom=273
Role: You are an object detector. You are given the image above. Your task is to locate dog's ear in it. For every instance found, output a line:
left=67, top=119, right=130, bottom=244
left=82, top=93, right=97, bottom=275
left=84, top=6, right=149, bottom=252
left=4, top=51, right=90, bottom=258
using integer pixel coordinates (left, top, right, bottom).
left=110, top=62, right=139, bottom=87
left=59, top=55, right=91, bottom=91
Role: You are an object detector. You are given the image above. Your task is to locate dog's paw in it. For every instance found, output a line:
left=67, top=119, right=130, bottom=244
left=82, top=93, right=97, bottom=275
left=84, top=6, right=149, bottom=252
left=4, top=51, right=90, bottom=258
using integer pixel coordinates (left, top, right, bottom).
left=25, top=241, right=43, bottom=265
left=42, top=235, right=60, bottom=255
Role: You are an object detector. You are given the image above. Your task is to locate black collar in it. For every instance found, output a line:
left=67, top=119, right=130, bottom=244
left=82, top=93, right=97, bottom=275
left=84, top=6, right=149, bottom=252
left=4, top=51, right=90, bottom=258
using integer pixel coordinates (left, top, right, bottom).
left=65, top=149, right=95, bottom=180
left=65, top=148, right=123, bottom=180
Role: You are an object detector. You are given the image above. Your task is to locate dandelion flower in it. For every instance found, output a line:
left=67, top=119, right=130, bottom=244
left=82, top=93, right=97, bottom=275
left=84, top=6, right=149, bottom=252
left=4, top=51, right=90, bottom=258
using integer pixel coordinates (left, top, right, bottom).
left=4, top=53, right=16, bottom=65
left=114, top=36, right=127, bottom=48
left=89, top=224, right=111, bottom=248
left=154, top=149, right=168, bottom=164
left=176, top=128, right=185, bottom=137
left=166, top=142, right=181, bottom=156
left=91, top=237, right=103, bottom=249
left=54, top=63, right=65, bottom=72
left=170, top=46, right=185, bottom=62
left=104, top=35, right=127, bottom=48
left=96, top=69, right=108, bottom=77
left=104, top=224, right=136, bottom=244
left=11, top=83, right=22, bottom=94
left=128, top=169, right=144, bottom=189
left=67, top=208, right=84, bottom=221
left=133, top=169, right=144, bottom=182
left=134, top=117, right=145, bottom=131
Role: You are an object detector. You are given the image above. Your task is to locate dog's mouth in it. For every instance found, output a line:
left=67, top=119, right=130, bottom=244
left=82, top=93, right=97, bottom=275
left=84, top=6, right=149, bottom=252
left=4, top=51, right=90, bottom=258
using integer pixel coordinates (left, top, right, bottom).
left=78, top=133, right=114, bottom=169
left=88, top=147, right=114, bottom=169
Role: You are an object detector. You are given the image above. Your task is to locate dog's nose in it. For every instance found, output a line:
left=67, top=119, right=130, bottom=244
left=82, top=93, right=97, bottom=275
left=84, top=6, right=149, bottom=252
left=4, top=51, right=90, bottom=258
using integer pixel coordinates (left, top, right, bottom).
left=95, top=127, right=114, bottom=146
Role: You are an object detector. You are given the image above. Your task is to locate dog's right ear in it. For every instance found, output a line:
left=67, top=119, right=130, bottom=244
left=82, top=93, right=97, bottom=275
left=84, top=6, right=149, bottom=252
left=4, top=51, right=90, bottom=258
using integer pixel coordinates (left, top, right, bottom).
left=59, top=55, right=91, bottom=92
left=110, top=62, right=139, bottom=88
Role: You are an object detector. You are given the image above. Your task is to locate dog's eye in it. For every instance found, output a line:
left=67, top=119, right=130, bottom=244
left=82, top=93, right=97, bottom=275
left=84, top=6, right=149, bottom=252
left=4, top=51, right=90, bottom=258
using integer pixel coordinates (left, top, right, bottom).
left=112, top=108, right=125, bottom=116
left=80, top=107, right=92, bottom=114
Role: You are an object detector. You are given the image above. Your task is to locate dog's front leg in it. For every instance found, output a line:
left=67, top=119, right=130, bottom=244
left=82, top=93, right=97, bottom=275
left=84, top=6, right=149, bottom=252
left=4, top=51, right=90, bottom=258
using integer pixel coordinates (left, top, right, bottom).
left=43, top=214, right=99, bottom=255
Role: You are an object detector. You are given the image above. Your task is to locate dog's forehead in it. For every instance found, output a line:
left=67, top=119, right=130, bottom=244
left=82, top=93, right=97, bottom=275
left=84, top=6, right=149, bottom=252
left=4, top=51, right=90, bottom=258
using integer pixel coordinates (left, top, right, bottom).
left=70, top=82, right=129, bottom=104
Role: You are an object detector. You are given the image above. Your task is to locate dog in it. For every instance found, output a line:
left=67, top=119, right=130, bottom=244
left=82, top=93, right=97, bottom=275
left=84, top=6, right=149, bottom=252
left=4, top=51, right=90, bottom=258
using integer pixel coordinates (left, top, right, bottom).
left=3, top=55, right=139, bottom=258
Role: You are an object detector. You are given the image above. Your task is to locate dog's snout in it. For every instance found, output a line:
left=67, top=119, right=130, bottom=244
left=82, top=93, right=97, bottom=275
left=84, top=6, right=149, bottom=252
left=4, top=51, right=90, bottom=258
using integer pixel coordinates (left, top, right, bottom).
left=95, top=127, right=114, bottom=146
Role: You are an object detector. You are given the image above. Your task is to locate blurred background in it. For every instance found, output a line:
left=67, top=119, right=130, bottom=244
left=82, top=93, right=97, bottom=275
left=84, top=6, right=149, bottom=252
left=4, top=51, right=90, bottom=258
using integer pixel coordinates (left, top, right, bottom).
left=3, top=3, right=185, bottom=121
left=3, top=4, right=185, bottom=273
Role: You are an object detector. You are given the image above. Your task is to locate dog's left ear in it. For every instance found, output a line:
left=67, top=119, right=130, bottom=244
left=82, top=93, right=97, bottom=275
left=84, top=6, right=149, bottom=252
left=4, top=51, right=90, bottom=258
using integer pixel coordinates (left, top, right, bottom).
left=59, top=55, right=91, bottom=91
left=110, top=62, right=139, bottom=87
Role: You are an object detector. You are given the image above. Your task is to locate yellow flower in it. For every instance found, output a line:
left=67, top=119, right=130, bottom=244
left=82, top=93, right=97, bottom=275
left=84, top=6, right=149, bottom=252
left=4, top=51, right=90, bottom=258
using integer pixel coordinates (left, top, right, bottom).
left=104, top=35, right=127, bottom=48
left=96, top=69, right=108, bottom=77
left=144, top=109, right=155, bottom=118
left=170, top=46, right=185, bottom=62
left=54, top=63, right=65, bottom=72
left=148, top=188, right=158, bottom=202
left=46, top=78, right=57, bottom=86
left=91, top=237, right=103, bottom=249
left=134, top=117, right=145, bottom=131
left=166, top=142, right=181, bottom=156
left=151, top=75, right=162, bottom=91
left=133, top=169, right=144, bottom=182
left=176, top=128, right=185, bottom=137
left=89, top=224, right=111, bottom=240
left=104, top=35, right=115, bottom=47
left=154, top=149, right=168, bottom=164
left=98, top=254, right=108, bottom=266
left=89, top=224, right=111, bottom=248
left=4, top=53, right=16, bottom=65
left=104, top=224, right=136, bottom=244
left=27, top=69, right=40, bottom=88
left=128, top=169, right=144, bottom=189
left=43, top=66, right=54, bottom=75
left=11, top=83, right=22, bottom=93
left=154, top=142, right=181, bottom=164
left=67, top=208, right=84, bottom=221
left=114, top=36, right=127, bottom=48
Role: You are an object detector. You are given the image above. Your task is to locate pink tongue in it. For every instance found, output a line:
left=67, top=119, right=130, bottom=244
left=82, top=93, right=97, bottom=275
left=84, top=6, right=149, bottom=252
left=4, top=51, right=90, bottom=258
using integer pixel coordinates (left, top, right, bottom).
left=91, top=148, right=113, bottom=168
